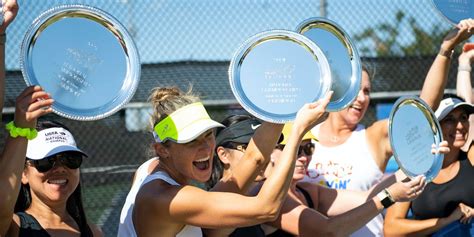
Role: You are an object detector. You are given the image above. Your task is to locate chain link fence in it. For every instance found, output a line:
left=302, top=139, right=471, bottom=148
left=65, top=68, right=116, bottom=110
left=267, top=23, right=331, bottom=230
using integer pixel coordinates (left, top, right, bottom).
left=1, top=0, right=471, bottom=236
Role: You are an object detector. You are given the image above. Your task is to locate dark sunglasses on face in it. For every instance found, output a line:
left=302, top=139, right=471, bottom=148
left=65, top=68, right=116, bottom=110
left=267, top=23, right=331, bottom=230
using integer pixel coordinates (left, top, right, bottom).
left=275, top=142, right=315, bottom=156
left=27, top=151, right=83, bottom=173
left=223, top=142, right=248, bottom=153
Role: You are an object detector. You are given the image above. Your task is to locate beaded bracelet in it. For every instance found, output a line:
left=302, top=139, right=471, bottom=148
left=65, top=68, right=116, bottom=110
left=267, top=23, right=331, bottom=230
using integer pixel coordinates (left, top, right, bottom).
left=5, top=121, right=38, bottom=140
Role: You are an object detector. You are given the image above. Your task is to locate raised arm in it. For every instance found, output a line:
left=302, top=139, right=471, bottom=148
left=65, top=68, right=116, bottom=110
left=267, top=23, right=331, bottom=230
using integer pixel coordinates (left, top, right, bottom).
left=205, top=122, right=284, bottom=237
left=456, top=44, right=474, bottom=103
left=264, top=142, right=452, bottom=236
left=320, top=142, right=449, bottom=216
left=457, top=44, right=474, bottom=151
left=0, top=86, right=53, bottom=236
left=316, top=169, right=406, bottom=216
left=374, top=21, right=473, bottom=170
left=0, top=0, right=19, bottom=121
left=135, top=92, right=332, bottom=233
left=420, top=18, right=474, bottom=110
left=265, top=176, right=425, bottom=237
left=211, top=121, right=283, bottom=193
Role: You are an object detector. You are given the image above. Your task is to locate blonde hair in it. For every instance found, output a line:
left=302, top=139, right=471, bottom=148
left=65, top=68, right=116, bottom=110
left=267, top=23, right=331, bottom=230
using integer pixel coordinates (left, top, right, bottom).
left=148, top=86, right=200, bottom=131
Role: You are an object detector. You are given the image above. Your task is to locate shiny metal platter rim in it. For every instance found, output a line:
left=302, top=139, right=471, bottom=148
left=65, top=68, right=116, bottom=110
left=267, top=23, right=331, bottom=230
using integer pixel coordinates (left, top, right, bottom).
left=20, top=4, right=141, bottom=121
left=296, top=17, right=362, bottom=112
left=228, top=29, right=331, bottom=123
left=388, top=96, right=444, bottom=182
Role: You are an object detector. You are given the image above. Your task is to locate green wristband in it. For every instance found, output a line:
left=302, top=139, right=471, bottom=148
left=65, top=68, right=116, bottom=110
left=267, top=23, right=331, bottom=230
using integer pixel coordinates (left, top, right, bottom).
left=5, top=121, right=38, bottom=140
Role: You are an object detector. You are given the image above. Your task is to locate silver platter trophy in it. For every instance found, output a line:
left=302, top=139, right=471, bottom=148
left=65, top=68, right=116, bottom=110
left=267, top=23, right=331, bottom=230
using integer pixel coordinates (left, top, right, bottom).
left=296, top=18, right=362, bottom=112
left=389, top=96, right=444, bottom=181
left=431, top=0, right=473, bottom=25
left=21, top=5, right=140, bottom=121
left=229, top=30, right=331, bottom=123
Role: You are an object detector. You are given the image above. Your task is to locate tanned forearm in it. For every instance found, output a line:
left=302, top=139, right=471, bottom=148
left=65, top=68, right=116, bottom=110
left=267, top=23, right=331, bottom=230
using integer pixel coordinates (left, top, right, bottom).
left=0, top=136, right=28, bottom=235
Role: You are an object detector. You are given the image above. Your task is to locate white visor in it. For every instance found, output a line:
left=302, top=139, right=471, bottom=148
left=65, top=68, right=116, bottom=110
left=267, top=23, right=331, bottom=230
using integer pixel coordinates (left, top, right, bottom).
left=153, top=102, right=224, bottom=143
left=26, top=127, right=87, bottom=160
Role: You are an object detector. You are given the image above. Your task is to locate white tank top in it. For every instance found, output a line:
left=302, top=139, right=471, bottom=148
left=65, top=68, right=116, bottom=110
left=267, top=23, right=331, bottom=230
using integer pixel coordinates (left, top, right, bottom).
left=304, top=124, right=384, bottom=237
left=118, top=158, right=202, bottom=237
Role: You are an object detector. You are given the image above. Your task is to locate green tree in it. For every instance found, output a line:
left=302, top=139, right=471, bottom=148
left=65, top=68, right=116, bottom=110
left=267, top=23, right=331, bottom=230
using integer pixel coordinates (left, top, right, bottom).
left=355, top=10, right=450, bottom=57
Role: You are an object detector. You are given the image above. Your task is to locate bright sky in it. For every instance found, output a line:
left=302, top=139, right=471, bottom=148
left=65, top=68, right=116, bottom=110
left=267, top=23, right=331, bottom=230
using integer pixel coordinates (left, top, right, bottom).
left=6, top=0, right=457, bottom=70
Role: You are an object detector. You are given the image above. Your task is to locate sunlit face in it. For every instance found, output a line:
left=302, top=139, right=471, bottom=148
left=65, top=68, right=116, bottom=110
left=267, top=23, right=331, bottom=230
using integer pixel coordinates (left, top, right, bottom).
left=22, top=156, right=80, bottom=206
left=336, top=70, right=371, bottom=126
left=440, top=108, right=470, bottom=149
left=269, top=139, right=313, bottom=182
left=293, top=140, right=312, bottom=181
left=165, top=130, right=216, bottom=183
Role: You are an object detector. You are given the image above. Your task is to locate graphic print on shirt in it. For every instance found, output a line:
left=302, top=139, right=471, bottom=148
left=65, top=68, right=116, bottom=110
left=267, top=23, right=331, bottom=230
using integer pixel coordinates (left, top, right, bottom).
left=306, top=160, right=353, bottom=189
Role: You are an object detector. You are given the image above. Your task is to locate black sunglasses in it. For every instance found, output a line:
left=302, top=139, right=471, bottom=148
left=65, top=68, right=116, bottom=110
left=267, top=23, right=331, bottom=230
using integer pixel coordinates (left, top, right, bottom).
left=275, top=143, right=315, bottom=156
left=27, top=151, right=83, bottom=173
left=223, top=142, right=248, bottom=153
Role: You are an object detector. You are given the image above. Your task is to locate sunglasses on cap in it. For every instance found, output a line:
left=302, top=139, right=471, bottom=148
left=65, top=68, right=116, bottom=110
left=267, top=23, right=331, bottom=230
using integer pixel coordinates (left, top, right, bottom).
left=27, top=151, right=83, bottom=173
left=275, top=143, right=315, bottom=156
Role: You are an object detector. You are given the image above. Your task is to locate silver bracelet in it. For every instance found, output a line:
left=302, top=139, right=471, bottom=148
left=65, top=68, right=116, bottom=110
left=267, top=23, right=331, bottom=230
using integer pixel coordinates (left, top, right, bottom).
left=458, top=64, right=472, bottom=72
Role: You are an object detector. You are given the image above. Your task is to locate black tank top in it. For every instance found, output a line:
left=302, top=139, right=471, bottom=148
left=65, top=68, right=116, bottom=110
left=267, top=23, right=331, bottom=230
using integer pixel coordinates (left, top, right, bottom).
left=230, top=225, right=266, bottom=237
left=266, top=185, right=315, bottom=237
left=411, top=152, right=474, bottom=219
left=16, top=212, right=50, bottom=237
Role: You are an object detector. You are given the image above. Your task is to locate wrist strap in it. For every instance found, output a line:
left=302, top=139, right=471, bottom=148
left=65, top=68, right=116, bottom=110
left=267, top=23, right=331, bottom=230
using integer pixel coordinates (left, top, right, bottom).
left=458, top=64, right=472, bottom=72
left=0, top=33, right=6, bottom=45
left=438, top=48, right=453, bottom=59
left=377, top=188, right=395, bottom=208
left=5, top=121, right=38, bottom=140
left=384, top=188, right=395, bottom=203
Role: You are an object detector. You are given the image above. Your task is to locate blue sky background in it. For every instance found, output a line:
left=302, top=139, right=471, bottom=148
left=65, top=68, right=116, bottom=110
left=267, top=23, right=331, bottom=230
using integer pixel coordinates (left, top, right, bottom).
left=6, top=0, right=462, bottom=70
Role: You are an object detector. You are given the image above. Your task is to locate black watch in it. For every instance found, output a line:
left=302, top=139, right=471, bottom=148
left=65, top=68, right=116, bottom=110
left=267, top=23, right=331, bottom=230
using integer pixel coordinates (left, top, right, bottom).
left=377, top=188, right=395, bottom=208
